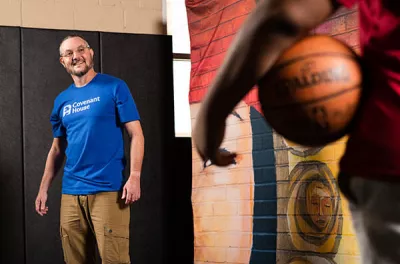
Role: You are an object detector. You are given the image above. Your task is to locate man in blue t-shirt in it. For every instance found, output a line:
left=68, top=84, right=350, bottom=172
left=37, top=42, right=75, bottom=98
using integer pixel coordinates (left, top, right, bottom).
left=34, top=34, right=144, bottom=263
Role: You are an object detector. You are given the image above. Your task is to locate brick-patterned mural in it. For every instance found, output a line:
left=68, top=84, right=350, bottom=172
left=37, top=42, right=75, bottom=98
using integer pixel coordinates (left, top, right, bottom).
left=187, top=1, right=361, bottom=263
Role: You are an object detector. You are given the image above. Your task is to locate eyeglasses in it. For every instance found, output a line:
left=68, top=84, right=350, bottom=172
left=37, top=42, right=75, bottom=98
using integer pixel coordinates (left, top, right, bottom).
left=60, top=45, right=90, bottom=58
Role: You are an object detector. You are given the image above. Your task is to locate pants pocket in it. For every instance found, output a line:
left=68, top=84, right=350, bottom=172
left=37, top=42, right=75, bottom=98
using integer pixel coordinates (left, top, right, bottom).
left=103, top=224, right=130, bottom=264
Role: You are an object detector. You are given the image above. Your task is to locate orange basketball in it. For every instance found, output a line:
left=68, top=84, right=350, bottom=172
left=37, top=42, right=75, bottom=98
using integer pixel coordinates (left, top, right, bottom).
left=258, top=35, right=362, bottom=147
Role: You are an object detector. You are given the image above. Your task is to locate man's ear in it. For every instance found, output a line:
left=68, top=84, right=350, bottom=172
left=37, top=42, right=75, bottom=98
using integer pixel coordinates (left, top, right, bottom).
left=59, top=57, right=66, bottom=68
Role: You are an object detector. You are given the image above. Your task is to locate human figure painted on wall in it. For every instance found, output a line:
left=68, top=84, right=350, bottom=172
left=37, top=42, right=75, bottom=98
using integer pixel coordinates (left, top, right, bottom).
left=287, top=161, right=342, bottom=253
left=307, top=181, right=334, bottom=232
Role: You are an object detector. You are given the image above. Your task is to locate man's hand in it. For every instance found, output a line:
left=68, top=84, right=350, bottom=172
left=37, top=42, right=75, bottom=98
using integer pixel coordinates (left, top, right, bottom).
left=122, top=175, right=141, bottom=204
left=35, top=191, right=49, bottom=216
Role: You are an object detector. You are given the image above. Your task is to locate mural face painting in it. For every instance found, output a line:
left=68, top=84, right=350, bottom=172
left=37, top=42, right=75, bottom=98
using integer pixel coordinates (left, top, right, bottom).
left=286, top=162, right=342, bottom=258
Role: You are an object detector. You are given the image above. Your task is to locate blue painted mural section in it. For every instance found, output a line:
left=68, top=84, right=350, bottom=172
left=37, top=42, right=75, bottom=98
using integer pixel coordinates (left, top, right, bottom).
left=249, top=106, right=277, bottom=264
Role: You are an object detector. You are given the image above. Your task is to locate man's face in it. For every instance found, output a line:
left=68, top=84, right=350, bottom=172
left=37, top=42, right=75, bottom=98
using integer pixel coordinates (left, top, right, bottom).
left=59, top=37, right=94, bottom=77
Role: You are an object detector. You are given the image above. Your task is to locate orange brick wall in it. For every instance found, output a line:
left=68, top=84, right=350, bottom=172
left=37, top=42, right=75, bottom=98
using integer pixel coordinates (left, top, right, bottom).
left=191, top=101, right=256, bottom=264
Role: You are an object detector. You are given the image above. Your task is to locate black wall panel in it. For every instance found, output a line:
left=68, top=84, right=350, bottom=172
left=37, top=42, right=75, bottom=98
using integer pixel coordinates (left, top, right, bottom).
left=167, top=137, right=194, bottom=263
left=0, top=26, right=185, bottom=264
left=100, top=32, right=175, bottom=264
left=0, top=26, right=24, bottom=264
left=21, top=28, right=100, bottom=264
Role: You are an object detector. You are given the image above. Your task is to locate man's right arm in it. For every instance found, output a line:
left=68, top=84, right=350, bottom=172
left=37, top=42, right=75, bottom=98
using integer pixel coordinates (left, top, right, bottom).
left=38, top=137, right=67, bottom=192
left=35, top=137, right=66, bottom=216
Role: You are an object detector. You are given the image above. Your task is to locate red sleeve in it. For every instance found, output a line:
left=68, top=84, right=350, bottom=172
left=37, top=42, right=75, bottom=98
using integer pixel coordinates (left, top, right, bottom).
left=334, top=0, right=357, bottom=8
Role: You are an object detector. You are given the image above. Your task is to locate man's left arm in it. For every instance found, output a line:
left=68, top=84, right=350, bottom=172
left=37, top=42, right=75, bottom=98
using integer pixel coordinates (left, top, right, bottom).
left=122, top=120, right=145, bottom=204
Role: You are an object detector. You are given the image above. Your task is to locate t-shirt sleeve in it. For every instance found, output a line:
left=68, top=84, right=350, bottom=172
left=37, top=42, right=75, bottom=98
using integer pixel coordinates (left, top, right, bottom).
left=50, top=101, right=66, bottom=138
left=334, top=0, right=357, bottom=8
left=115, top=81, right=140, bottom=123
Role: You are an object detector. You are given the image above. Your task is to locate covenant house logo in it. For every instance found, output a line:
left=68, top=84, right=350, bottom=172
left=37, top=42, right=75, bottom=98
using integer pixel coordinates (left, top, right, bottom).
left=63, top=97, right=100, bottom=117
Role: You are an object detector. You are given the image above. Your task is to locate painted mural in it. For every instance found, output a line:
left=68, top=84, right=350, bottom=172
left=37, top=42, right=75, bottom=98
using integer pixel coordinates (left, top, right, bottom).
left=287, top=161, right=342, bottom=253
left=186, top=0, right=361, bottom=263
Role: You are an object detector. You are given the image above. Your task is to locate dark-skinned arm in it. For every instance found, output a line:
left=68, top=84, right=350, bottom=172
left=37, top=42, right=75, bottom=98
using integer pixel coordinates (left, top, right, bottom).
left=193, top=0, right=339, bottom=166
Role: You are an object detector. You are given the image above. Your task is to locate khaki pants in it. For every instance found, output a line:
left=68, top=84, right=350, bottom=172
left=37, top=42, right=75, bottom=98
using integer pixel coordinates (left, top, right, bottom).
left=60, top=192, right=130, bottom=264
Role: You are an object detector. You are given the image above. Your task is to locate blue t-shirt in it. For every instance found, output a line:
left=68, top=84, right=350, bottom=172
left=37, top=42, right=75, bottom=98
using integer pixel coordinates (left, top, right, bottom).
left=50, top=73, right=140, bottom=195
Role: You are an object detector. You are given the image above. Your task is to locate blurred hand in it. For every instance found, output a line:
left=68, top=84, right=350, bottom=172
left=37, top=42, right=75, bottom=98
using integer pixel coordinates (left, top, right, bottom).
left=193, top=111, right=237, bottom=167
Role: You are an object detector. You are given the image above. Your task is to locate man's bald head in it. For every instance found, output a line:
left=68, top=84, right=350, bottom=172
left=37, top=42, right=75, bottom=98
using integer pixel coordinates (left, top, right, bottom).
left=59, top=34, right=90, bottom=56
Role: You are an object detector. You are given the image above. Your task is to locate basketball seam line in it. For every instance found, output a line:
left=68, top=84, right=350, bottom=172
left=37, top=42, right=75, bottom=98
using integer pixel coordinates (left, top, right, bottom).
left=270, top=52, right=357, bottom=72
left=263, top=84, right=361, bottom=110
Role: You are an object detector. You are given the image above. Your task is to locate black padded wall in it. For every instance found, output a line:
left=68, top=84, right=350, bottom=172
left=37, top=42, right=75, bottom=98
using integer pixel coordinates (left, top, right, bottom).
left=0, top=26, right=24, bottom=264
left=0, top=26, right=182, bottom=264
left=21, top=28, right=100, bottom=264
left=100, top=32, right=175, bottom=264
left=167, top=137, right=194, bottom=262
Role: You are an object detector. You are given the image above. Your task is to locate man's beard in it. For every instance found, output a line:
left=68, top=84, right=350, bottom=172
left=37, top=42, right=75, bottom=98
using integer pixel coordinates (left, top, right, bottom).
left=67, top=56, right=94, bottom=77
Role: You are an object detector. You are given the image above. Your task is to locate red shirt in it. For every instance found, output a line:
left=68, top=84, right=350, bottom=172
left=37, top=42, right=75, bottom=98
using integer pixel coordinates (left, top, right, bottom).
left=337, top=0, right=400, bottom=179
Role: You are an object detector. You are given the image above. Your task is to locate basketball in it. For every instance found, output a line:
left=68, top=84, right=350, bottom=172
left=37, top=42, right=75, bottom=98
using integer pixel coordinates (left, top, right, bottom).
left=258, top=34, right=362, bottom=147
